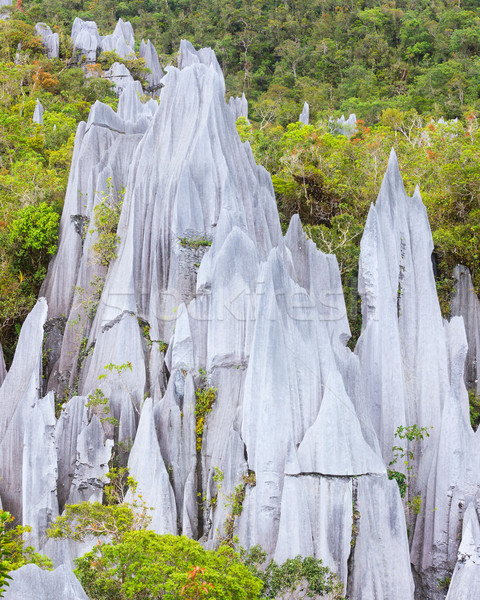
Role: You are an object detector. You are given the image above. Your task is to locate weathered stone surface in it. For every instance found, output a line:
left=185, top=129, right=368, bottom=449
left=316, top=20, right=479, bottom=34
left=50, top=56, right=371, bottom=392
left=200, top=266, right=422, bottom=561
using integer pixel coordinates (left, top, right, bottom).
left=349, top=476, right=414, bottom=599
left=101, top=18, right=135, bottom=58
left=105, top=62, right=135, bottom=95
left=0, top=298, right=47, bottom=520
left=22, top=392, right=58, bottom=549
left=299, top=101, right=309, bottom=125
left=15, top=39, right=480, bottom=600
left=330, top=113, right=356, bottom=136
left=33, top=98, right=44, bottom=124
left=446, top=503, right=480, bottom=600
left=0, top=342, right=6, bottom=388
left=35, top=23, right=59, bottom=58
left=127, top=398, right=177, bottom=534
left=411, top=317, right=479, bottom=598
left=139, top=39, right=164, bottom=94
left=55, top=396, right=86, bottom=512
left=451, top=265, right=480, bottom=396
left=71, top=17, right=100, bottom=62
left=228, top=93, right=248, bottom=121
left=67, top=412, right=113, bottom=505
left=4, top=564, right=88, bottom=600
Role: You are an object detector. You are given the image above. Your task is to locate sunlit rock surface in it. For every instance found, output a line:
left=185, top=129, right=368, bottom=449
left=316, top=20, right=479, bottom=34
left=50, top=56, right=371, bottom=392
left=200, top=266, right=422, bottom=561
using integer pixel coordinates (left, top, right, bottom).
left=4, top=564, right=88, bottom=600
left=330, top=113, right=356, bottom=136
left=139, top=39, right=164, bottom=94
left=451, top=264, right=480, bottom=396
left=101, top=18, right=135, bottom=58
left=0, top=343, right=6, bottom=387
left=71, top=17, right=100, bottom=62
left=299, top=101, right=309, bottom=125
left=33, top=99, right=44, bottom=124
left=5, top=34, right=480, bottom=600
left=229, top=93, right=248, bottom=121
left=445, top=503, right=480, bottom=600
left=35, top=23, right=59, bottom=58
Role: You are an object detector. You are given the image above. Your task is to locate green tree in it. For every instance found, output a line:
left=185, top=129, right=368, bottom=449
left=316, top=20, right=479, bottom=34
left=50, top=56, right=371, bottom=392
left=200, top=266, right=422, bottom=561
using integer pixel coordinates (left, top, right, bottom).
left=0, top=511, right=53, bottom=597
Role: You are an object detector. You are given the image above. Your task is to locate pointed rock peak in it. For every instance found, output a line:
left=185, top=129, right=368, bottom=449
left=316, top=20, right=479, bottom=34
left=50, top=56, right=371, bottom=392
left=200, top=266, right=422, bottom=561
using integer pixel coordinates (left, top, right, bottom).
left=375, top=147, right=408, bottom=216
left=299, top=102, right=309, bottom=125
left=458, top=503, right=480, bottom=560
left=285, top=214, right=304, bottom=247
left=178, top=40, right=200, bottom=69
left=178, top=40, right=222, bottom=77
left=296, top=370, right=385, bottom=476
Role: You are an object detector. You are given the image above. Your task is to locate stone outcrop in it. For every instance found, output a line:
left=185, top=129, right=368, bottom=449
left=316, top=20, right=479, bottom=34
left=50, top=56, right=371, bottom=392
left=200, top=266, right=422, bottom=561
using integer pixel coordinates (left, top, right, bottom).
left=451, top=264, right=480, bottom=396
left=299, top=101, right=309, bottom=125
left=0, top=342, right=6, bottom=387
left=228, top=92, right=248, bottom=120
left=33, top=99, right=44, bottom=124
left=445, top=503, right=480, bottom=600
left=330, top=113, right=357, bottom=136
left=35, top=23, right=59, bottom=58
left=4, top=33, right=480, bottom=600
left=139, top=39, right=164, bottom=95
left=4, top=564, right=88, bottom=600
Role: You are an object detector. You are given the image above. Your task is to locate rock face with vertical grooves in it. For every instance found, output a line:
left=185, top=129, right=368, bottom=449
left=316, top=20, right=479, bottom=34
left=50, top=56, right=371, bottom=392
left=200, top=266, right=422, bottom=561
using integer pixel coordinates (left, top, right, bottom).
left=139, top=39, right=164, bottom=94
left=445, top=503, right=480, bottom=600
left=33, top=99, right=44, bottom=124
left=228, top=93, right=248, bottom=120
left=0, top=343, right=6, bottom=388
left=4, top=31, right=480, bottom=600
left=4, top=564, right=88, bottom=600
left=35, top=23, right=59, bottom=58
left=299, top=101, right=309, bottom=125
left=451, top=264, right=480, bottom=396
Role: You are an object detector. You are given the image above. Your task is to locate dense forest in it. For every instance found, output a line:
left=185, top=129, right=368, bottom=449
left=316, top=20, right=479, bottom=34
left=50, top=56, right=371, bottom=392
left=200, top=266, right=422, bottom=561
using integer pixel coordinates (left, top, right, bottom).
left=1, top=0, right=480, bottom=371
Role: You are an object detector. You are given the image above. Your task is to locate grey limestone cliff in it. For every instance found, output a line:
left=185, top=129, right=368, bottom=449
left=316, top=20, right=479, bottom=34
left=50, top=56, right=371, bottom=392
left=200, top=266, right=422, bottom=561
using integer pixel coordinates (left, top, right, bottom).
left=4, top=34, right=480, bottom=600
left=451, top=264, right=480, bottom=396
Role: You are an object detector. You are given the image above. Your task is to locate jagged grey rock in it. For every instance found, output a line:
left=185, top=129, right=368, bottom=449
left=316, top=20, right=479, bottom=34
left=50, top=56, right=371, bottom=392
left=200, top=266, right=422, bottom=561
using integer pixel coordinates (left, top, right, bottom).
left=4, top=564, right=88, bottom=600
left=105, top=61, right=135, bottom=95
left=0, top=298, right=47, bottom=520
left=35, top=23, right=59, bottom=58
left=329, top=113, right=356, bottom=136
left=101, top=18, right=135, bottom=59
left=445, top=503, right=480, bottom=600
left=22, top=392, right=58, bottom=549
left=67, top=411, right=113, bottom=505
left=451, top=265, right=480, bottom=396
left=33, top=99, right=44, bottom=124
left=348, top=476, right=415, bottom=599
left=13, top=39, right=479, bottom=600
left=127, top=398, right=177, bottom=534
left=0, top=342, right=6, bottom=388
left=139, top=39, right=164, bottom=95
left=299, top=101, right=309, bottom=125
left=411, top=316, right=478, bottom=598
left=71, top=18, right=101, bottom=62
left=228, top=93, right=248, bottom=121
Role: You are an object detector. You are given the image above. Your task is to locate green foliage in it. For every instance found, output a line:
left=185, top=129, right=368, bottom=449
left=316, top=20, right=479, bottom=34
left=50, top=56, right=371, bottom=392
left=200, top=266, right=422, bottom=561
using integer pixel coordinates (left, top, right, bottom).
left=178, top=235, right=212, bottom=250
left=74, top=531, right=263, bottom=600
left=223, top=472, right=256, bottom=546
left=469, top=390, right=480, bottom=430
left=6, top=201, right=59, bottom=286
left=195, top=377, right=217, bottom=452
left=90, top=180, right=124, bottom=267
left=0, top=511, right=53, bottom=596
left=387, top=424, right=432, bottom=498
left=239, top=546, right=345, bottom=600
